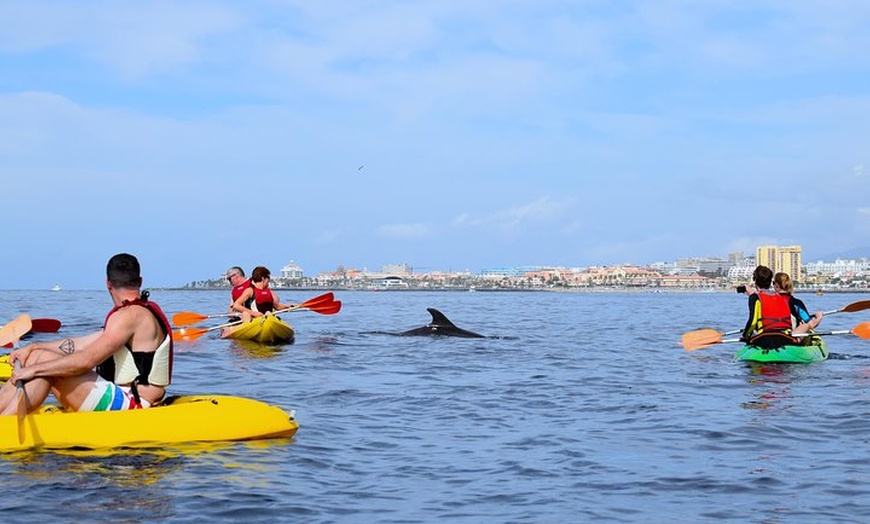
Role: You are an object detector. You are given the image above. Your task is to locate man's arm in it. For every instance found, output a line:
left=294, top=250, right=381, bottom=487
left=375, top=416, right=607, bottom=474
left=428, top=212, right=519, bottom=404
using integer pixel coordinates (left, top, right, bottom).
left=15, top=312, right=135, bottom=381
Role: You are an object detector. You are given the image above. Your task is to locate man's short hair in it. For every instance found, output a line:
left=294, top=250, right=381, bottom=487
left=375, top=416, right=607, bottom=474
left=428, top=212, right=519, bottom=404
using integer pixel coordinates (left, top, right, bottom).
left=107, top=253, right=142, bottom=289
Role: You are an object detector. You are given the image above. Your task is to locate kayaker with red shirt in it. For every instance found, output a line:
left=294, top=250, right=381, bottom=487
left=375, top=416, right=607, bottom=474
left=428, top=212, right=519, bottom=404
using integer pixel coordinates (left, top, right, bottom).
left=0, top=253, right=173, bottom=415
left=230, top=266, right=295, bottom=318
left=226, top=266, right=253, bottom=322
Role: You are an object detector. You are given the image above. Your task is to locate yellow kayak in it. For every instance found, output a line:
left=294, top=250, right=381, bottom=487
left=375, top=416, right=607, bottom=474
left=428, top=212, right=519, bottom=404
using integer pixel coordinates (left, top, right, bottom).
left=0, top=394, right=298, bottom=451
left=220, top=315, right=295, bottom=344
left=0, top=355, right=11, bottom=381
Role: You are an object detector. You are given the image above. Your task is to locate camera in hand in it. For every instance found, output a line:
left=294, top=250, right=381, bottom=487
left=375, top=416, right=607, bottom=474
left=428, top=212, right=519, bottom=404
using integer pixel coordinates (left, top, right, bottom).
left=736, top=285, right=746, bottom=294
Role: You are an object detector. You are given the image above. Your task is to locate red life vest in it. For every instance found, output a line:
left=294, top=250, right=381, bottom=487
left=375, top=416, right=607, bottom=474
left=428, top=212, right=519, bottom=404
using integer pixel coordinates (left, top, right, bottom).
left=231, top=279, right=253, bottom=304
left=98, top=295, right=174, bottom=386
left=253, top=287, right=275, bottom=313
left=757, top=290, right=792, bottom=332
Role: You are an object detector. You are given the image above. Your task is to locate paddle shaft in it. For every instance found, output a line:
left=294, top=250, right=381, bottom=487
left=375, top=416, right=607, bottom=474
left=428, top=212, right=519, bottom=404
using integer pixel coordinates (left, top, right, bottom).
left=14, top=360, right=26, bottom=443
left=173, top=292, right=337, bottom=327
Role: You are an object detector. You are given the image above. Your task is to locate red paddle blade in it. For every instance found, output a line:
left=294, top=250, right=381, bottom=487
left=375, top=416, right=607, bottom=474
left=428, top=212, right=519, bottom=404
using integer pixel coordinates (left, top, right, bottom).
left=172, top=312, right=209, bottom=327
left=31, top=318, right=62, bottom=333
left=296, top=292, right=334, bottom=310
left=310, top=301, right=341, bottom=315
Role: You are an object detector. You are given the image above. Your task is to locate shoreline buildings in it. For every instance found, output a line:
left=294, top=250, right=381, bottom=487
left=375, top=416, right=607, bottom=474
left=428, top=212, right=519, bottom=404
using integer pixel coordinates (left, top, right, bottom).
left=183, top=246, right=870, bottom=291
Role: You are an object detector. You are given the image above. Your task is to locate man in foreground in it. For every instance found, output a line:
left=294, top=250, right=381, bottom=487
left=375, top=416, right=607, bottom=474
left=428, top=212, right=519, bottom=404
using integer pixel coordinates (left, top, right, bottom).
left=0, top=253, right=173, bottom=415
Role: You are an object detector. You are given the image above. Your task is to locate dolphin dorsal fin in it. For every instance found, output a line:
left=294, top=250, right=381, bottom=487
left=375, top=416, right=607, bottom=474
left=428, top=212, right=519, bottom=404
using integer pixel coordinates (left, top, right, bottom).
left=427, top=308, right=456, bottom=327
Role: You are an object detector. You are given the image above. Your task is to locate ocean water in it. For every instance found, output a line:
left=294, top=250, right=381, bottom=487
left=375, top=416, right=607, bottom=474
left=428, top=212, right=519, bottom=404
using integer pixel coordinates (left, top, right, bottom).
left=1, top=289, right=870, bottom=523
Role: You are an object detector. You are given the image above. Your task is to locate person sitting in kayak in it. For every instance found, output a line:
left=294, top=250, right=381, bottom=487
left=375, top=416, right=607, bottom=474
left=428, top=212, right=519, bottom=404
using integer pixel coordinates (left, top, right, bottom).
left=773, top=271, right=823, bottom=337
left=226, top=265, right=253, bottom=322
left=0, top=253, right=173, bottom=415
left=230, top=266, right=295, bottom=319
left=740, top=265, right=798, bottom=349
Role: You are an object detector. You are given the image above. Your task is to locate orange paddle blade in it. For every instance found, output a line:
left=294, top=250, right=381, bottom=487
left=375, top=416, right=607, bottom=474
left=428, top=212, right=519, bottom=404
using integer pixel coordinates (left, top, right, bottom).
left=172, top=312, right=210, bottom=327
left=681, top=328, right=724, bottom=351
left=172, top=327, right=210, bottom=342
left=853, top=322, right=870, bottom=339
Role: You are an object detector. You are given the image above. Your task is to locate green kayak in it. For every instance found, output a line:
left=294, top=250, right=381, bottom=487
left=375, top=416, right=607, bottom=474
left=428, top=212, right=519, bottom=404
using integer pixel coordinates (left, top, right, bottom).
left=734, top=337, right=828, bottom=363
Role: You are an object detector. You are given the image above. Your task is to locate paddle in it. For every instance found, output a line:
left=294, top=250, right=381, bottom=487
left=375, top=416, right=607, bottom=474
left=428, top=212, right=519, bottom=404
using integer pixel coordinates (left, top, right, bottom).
left=14, top=360, right=26, bottom=444
left=0, top=316, right=31, bottom=444
left=172, top=311, right=236, bottom=327
left=680, top=328, right=742, bottom=351
left=795, top=322, right=870, bottom=339
left=172, top=322, right=230, bottom=342
left=822, top=300, right=870, bottom=315
left=681, top=300, right=870, bottom=351
left=173, top=292, right=336, bottom=326
left=683, top=321, right=870, bottom=351
left=0, top=315, right=33, bottom=348
left=289, top=300, right=342, bottom=315
left=2, top=316, right=61, bottom=348
left=31, top=318, right=62, bottom=333
left=172, top=293, right=341, bottom=341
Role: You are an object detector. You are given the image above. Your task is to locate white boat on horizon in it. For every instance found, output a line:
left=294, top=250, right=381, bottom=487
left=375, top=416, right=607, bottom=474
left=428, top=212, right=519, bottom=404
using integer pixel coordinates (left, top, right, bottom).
left=51, top=284, right=62, bottom=292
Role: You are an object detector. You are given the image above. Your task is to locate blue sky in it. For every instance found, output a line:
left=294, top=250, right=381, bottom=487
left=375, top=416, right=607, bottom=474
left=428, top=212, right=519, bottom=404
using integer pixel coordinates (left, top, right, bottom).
left=2, top=1, right=869, bottom=289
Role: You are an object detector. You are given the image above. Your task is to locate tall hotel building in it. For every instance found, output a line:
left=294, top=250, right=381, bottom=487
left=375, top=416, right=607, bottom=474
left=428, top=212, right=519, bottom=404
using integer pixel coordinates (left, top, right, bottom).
left=756, top=245, right=803, bottom=280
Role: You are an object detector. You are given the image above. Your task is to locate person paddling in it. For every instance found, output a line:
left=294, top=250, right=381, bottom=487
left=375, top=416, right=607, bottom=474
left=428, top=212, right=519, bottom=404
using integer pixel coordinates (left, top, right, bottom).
left=773, top=271, right=823, bottom=337
left=0, top=253, right=173, bottom=415
left=226, top=266, right=253, bottom=322
left=230, top=266, right=295, bottom=319
left=740, top=265, right=798, bottom=349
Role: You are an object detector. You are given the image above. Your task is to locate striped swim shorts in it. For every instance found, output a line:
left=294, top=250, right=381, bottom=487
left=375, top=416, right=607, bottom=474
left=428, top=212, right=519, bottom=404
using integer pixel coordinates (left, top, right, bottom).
left=78, top=376, right=151, bottom=412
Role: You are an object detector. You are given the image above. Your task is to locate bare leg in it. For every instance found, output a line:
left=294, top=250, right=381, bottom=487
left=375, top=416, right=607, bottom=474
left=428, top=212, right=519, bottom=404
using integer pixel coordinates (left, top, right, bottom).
left=0, top=349, right=64, bottom=415
left=0, top=377, right=52, bottom=415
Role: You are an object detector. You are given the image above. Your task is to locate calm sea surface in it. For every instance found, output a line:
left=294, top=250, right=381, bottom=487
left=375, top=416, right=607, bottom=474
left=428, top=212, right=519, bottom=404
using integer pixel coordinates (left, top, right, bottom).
left=1, top=289, right=870, bottom=523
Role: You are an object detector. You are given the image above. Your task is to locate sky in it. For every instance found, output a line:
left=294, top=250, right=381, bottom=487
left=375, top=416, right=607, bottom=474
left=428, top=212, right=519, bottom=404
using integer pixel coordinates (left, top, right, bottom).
left=2, top=1, right=870, bottom=289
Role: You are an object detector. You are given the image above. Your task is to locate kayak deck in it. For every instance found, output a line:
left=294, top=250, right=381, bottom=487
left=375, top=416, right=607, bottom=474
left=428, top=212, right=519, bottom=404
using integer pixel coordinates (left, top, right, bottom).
left=734, top=337, right=829, bottom=363
left=221, top=315, right=295, bottom=344
left=0, top=394, right=298, bottom=451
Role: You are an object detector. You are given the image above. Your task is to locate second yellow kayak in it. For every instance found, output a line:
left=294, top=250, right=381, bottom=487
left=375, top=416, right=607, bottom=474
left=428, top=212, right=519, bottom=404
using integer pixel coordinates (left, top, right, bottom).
left=220, top=315, right=295, bottom=344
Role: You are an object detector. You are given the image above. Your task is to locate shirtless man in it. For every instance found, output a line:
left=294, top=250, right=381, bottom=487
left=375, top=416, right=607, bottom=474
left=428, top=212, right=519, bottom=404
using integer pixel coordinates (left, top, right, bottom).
left=0, top=253, right=173, bottom=415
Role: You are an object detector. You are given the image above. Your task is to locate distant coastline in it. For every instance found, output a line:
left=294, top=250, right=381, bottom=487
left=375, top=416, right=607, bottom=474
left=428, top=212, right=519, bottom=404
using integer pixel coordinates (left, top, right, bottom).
left=147, top=286, right=869, bottom=294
